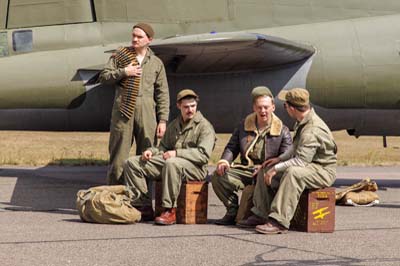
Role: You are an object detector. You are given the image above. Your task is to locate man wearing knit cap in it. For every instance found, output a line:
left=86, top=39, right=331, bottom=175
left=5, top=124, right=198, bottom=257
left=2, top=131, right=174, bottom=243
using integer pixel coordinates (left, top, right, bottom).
left=255, top=88, right=337, bottom=234
left=124, top=89, right=216, bottom=225
left=211, top=86, right=292, bottom=225
left=99, top=22, right=170, bottom=185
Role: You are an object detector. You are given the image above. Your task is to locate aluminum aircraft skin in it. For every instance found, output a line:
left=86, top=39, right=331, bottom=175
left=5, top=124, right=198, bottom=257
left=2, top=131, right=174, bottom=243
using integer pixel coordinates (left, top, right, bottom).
left=0, top=0, right=400, bottom=137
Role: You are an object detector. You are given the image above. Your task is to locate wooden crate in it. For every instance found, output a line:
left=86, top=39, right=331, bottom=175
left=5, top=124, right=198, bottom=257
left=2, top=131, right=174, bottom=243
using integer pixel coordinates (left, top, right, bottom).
left=155, top=181, right=208, bottom=224
left=290, top=187, right=335, bottom=233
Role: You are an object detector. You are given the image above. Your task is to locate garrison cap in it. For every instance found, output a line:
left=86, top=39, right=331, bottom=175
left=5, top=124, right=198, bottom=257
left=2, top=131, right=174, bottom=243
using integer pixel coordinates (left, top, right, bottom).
left=133, top=23, right=155, bottom=38
left=251, top=86, right=273, bottom=100
left=278, top=88, right=310, bottom=107
left=177, top=89, right=199, bottom=102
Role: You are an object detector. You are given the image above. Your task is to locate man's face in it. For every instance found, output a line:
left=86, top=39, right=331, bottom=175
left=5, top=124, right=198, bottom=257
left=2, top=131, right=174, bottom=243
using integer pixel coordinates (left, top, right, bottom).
left=284, top=102, right=295, bottom=119
left=253, top=96, right=275, bottom=124
left=177, top=98, right=198, bottom=122
left=131, top=27, right=152, bottom=49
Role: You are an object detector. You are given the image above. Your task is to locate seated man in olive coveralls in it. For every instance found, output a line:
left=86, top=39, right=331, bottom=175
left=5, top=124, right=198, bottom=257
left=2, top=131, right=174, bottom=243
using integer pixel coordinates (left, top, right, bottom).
left=255, top=88, right=337, bottom=234
left=123, top=89, right=216, bottom=225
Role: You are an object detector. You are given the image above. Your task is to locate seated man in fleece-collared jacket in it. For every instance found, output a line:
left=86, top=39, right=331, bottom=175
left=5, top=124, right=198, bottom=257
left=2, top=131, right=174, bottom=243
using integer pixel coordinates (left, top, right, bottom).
left=211, top=86, right=292, bottom=226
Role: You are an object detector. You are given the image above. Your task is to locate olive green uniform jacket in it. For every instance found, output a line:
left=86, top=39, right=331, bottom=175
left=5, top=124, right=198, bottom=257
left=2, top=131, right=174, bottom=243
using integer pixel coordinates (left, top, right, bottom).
left=149, top=111, right=216, bottom=175
left=99, top=47, right=169, bottom=185
left=124, top=111, right=216, bottom=208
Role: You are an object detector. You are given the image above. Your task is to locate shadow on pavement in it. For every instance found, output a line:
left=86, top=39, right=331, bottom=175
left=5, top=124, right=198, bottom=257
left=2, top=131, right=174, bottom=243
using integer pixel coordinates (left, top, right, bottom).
left=62, top=218, right=86, bottom=223
left=369, top=203, right=400, bottom=209
left=0, top=166, right=105, bottom=212
left=241, top=254, right=400, bottom=266
left=0, top=166, right=399, bottom=214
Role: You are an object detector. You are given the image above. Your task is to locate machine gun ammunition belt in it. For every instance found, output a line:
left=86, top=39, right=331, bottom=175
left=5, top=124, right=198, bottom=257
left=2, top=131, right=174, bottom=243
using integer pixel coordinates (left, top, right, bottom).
left=115, top=47, right=140, bottom=119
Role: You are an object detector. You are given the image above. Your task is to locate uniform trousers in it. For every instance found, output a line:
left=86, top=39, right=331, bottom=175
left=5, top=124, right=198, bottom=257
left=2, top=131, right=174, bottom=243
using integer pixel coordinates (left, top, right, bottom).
left=123, top=155, right=206, bottom=208
left=250, top=167, right=282, bottom=219
left=108, top=96, right=157, bottom=185
left=259, top=163, right=336, bottom=229
left=211, top=168, right=254, bottom=216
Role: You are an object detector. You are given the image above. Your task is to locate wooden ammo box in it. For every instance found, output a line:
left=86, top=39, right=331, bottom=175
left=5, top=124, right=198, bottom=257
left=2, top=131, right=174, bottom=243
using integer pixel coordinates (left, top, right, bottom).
left=290, top=187, right=335, bottom=233
left=155, top=181, right=208, bottom=224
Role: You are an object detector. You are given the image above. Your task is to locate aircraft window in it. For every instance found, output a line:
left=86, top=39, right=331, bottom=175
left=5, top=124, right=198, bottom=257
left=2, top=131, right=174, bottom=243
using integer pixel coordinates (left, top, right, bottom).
left=12, top=30, right=32, bottom=53
left=0, top=32, right=8, bottom=57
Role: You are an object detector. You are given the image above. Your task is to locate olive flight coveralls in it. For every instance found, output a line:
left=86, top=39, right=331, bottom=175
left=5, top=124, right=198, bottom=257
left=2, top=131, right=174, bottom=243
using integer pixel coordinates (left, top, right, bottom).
left=99, top=47, right=169, bottom=185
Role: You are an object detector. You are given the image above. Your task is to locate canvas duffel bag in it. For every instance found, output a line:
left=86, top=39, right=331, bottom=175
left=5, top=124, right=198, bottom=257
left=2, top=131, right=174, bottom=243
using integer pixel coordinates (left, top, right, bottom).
left=76, top=185, right=141, bottom=224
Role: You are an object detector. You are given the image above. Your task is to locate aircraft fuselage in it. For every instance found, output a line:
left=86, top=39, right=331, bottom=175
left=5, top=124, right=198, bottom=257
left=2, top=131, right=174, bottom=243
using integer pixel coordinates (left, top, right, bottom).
left=0, top=0, right=400, bottom=136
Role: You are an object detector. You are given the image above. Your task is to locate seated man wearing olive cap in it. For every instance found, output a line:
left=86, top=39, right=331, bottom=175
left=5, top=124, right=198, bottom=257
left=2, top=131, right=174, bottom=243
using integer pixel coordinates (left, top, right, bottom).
left=255, top=88, right=337, bottom=234
left=123, top=89, right=216, bottom=225
left=211, top=86, right=292, bottom=225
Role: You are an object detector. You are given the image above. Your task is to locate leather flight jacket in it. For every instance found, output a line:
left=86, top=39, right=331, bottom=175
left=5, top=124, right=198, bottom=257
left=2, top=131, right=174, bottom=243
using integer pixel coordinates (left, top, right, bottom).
left=219, top=112, right=292, bottom=167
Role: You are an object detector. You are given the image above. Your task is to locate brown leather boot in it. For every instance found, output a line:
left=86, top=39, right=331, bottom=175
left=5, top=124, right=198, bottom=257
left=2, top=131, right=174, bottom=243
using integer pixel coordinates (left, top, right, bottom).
left=154, top=208, right=176, bottom=225
left=255, top=219, right=288, bottom=234
left=237, top=214, right=266, bottom=228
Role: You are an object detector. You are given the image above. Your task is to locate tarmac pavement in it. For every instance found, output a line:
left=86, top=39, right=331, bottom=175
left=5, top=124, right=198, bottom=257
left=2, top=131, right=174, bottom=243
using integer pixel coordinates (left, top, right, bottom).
left=0, top=166, right=399, bottom=266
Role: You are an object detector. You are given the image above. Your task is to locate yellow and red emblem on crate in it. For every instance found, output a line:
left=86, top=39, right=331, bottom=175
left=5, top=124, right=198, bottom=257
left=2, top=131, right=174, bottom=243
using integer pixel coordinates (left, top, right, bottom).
left=291, top=187, right=336, bottom=233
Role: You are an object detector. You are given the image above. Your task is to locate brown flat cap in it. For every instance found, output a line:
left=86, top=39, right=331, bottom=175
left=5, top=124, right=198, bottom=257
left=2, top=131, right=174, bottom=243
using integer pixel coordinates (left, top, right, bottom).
left=177, top=89, right=198, bottom=102
left=251, top=86, right=273, bottom=100
left=133, top=23, right=155, bottom=38
left=278, top=88, right=310, bottom=107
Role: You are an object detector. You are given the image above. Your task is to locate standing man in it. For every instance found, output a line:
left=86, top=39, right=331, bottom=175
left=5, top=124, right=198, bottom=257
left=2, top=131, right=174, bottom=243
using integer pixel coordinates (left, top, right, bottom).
left=211, top=86, right=292, bottom=225
left=99, top=23, right=170, bottom=185
left=255, top=88, right=337, bottom=234
left=123, top=89, right=216, bottom=225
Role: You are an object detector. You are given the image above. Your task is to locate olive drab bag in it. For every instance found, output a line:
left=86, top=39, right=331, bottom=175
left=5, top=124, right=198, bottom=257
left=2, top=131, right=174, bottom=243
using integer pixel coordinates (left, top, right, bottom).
left=76, top=185, right=141, bottom=224
left=335, top=178, right=379, bottom=207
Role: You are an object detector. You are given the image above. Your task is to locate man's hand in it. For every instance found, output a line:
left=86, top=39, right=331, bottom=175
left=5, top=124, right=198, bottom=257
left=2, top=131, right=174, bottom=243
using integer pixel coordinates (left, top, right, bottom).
left=163, top=150, right=176, bottom=160
left=262, top=157, right=281, bottom=168
left=124, top=63, right=142, bottom=77
left=141, top=150, right=153, bottom=161
left=216, top=163, right=229, bottom=176
left=264, top=168, right=277, bottom=186
left=252, top=165, right=262, bottom=177
left=156, top=121, right=167, bottom=138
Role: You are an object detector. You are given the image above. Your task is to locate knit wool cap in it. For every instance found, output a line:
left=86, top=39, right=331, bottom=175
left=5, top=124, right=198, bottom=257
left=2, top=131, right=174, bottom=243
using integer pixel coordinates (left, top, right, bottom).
left=251, top=86, right=273, bottom=101
left=278, top=88, right=310, bottom=107
left=133, top=23, right=155, bottom=38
